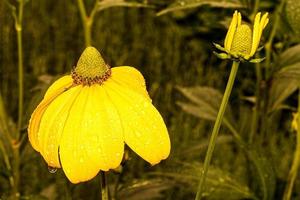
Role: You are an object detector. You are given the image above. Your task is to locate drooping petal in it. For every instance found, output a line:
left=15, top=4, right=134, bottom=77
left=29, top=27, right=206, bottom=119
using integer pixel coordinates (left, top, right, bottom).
left=44, top=75, right=74, bottom=99
left=225, top=11, right=238, bottom=52
left=59, top=85, right=124, bottom=183
left=111, top=66, right=150, bottom=101
left=28, top=76, right=74, bottom=151
left=38, top=86, right=81, bottom=168
left=104, top=79, right=170, bottom=165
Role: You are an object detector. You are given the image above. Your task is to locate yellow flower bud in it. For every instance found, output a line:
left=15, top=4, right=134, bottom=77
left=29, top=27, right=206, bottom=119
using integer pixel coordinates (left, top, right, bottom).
left=214, top=10, right=269, bottom=62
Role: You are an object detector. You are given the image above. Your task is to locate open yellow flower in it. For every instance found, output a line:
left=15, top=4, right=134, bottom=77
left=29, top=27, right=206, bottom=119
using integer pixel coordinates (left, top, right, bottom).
left=214, top=10, right=269, bottom=62
left=28, top=47, right=170, bottom=183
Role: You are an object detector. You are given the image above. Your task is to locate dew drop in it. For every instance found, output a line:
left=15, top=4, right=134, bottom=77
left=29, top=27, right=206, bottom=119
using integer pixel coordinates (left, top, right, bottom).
left=48, top=166, right=57, bottom=174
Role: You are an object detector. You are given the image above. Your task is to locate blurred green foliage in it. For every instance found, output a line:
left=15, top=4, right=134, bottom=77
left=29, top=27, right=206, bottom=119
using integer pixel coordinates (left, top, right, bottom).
left=1, top=0, right=300, bottom=199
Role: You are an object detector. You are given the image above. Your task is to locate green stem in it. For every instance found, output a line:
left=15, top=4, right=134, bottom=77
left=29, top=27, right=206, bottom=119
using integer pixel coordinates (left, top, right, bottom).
left=14, top=0, right=24, bottom=198
left=282, top=89, right=300, bottom=200
left=100, top=171, right=109, bottom=200
left=17, top=27, right=23, bottom=139
left=250, top=0, right=260, bottom=21
left=195, top=61, right=239, bottom=200
left=0, top=140, right=14, bottom=189
left=77, top=0, right=99, bottom=47
left=12, top=147, right=20, bottom=200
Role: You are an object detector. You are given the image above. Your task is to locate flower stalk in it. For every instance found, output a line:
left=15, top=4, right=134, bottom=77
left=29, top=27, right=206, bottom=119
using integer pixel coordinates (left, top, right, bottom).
left=2, top=0, right=26, bottom=198
left=77, top=0, right=99, bottom=46
left=100, top=171, right=109, bottom=200
left=195, top=61, right=239, bottom=200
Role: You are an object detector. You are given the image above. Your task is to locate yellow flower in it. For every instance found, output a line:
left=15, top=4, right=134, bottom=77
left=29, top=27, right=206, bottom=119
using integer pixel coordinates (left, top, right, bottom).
left=214, top=10, right=269, bottom=62
left=28, top=47, right=170, bottom=183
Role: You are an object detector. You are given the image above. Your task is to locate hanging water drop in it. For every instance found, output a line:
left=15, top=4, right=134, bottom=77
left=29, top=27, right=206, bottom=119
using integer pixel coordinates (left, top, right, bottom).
left=48, top=166, right=57, bottom=173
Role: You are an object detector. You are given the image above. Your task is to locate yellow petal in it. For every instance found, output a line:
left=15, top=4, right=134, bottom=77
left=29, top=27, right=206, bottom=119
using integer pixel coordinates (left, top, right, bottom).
left=104, top=79, right=170, bottom=165
left=59, top=85, right=124, bottom=183
left=44, top=75, right=74, bottom=99
left=38, top=86, right=81, bottom=168
left=111, top=66, right=150, bottom=101
left=259, top=13, right=269, bottom=33
left=225, top=11, right=238, bottom=52
left=256, top=13, right=269, bottom=53
left=250, top=12, right=269, bottom=57
left=237, top=12, right=242, bottom=26
left=28, top=76, right=74, bottom=151
left=250, top=12, right=261, bottom=57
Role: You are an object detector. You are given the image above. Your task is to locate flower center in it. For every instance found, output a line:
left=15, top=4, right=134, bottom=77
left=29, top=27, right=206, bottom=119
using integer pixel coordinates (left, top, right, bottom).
left=72, top=46, right=111, bottom=86
left=230, top=24, right=252, bottom=56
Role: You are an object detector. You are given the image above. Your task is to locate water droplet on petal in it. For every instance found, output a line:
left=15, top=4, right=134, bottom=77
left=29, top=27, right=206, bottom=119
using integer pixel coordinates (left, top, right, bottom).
left=48, top=166, right=57, bottom=174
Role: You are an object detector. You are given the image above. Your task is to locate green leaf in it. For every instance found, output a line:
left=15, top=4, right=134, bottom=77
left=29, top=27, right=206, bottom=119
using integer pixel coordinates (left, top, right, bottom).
left=249, top=57, right=265, bottom=63
left=154, top=162, right=258, bottom=200
left=213, top=43, right=226, bottom=51
left=245, top=147, right=276, bottom=200
left=277, top=44, right=300, bottom=67
left=177, top=86, right=235, bottom=127
left=213, top=51, right=229, bottom=60
left=157, top=0, right=244, bottom=16
left=177, top=86, right=276, bottom=199
left=268, top=63, right=300, bottom=112
left=117, top=179, right=173, bottom=200
left=97, top=0, right=152, bottom=12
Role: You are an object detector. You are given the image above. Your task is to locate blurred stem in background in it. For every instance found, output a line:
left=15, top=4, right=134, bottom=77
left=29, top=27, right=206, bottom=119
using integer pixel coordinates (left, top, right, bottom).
left=16, top=0, right=24, bottom=140
left=249, top=0, right=261, bottom=144
left=260, top=0, right=285, bottom=143
left=250, top=0, right=260, bottom=20
left=3, top=0, right=25, bottom=199
left=0, top=94, right=15, bottom=191
left=77, top=1, right=109, bottom=199
left=195, top=61, right=240, bottom=200
left=77, top=0, right=100, bottom=46
left=283, top=88, right=300, bottom=200
left=249, top=61, right=261, bottom=144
